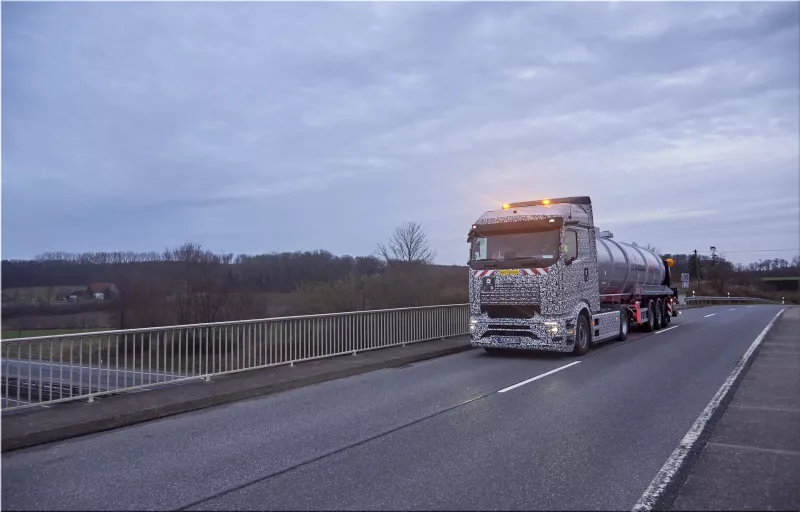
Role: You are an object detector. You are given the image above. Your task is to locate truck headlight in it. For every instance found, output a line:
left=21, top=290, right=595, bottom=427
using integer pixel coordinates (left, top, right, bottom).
left=470, top=317, right=478, bottom=331
left=544, top=321, right=559, bottom=334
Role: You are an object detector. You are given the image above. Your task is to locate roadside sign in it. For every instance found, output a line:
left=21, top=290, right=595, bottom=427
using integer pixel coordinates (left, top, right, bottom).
left=681, top=273, right=690, bottom=282
left=681, top=282, right=689, bottom=289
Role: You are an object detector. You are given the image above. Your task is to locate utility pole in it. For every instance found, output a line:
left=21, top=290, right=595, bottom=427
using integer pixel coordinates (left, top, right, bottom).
left=694, top=249, right=701, bottom=288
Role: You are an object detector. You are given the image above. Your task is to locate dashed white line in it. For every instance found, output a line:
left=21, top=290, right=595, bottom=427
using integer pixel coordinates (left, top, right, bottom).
left=632, top=308, right=787, bottom=511
left=655, top=326, right=680, bottom=334
left=704, top=313, right=716, bottom=318
left=729, top=308, right=736, bottom=311
left=498, top=361, right=581, bottom=393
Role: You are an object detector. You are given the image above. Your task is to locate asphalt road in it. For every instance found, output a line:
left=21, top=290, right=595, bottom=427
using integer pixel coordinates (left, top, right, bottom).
left=1, top=305, right=785, bottom=511
left=1, top=358, right=181, bottom=408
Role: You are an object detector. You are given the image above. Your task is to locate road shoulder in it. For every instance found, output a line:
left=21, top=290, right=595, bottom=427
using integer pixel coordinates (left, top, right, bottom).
left=1, top=337, right=472, bottom=452
left=670, top=306, right=800, bottom=511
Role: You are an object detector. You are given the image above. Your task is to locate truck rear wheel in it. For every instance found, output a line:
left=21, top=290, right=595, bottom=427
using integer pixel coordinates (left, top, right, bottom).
left=617, top=308, right=629, bottom=341
left=644, top=300, right=656, bottom=332
left=654, top=299, right=664, bottom=330
left=573, top=314, right=590, bottom=356
left=661, top=300, right=670, bottom=327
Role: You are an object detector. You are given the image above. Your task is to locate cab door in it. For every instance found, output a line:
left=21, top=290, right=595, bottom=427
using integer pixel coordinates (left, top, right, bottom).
left=561, top=227, right=599, bottom=312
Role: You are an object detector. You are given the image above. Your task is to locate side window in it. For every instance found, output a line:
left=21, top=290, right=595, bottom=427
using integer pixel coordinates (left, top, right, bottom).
left=564, top=230, right=578, bottom=263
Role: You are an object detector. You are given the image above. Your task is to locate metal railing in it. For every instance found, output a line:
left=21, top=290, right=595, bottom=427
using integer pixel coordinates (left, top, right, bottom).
left=684, top=296, right=784, bottom=306
left=0, top=304, right=469, bottom=411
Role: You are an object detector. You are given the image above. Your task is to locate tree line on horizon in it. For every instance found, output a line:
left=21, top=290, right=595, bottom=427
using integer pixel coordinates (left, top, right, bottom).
left=2, top=222, right=798, bottom=331
left=2, top=222, right=467, bottom=330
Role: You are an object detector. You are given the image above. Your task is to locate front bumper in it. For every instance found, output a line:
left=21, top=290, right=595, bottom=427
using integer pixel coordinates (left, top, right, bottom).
left=469, top=315, right=575, bottom=353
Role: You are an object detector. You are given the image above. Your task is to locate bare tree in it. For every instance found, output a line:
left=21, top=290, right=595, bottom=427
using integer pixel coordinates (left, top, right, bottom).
left=377, top=221, right=436, bottom=264
left=643, top=243, right=662, bottom=257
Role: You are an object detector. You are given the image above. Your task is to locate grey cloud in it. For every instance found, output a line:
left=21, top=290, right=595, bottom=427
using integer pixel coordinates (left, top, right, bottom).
left=2, top=1, right=798, bottom=265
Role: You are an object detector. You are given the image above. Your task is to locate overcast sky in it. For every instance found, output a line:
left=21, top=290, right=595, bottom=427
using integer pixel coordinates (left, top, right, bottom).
left=3, top=1, right=799, bottom=265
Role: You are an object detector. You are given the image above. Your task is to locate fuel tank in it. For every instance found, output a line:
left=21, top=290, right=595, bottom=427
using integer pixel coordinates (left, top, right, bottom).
left=596, top=235, right=665, bottom=296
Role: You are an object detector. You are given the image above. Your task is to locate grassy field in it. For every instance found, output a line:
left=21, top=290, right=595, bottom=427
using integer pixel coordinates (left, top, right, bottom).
left=1, top=328, right=112, bottom=340
left=2, top=285, right=86, bottom=304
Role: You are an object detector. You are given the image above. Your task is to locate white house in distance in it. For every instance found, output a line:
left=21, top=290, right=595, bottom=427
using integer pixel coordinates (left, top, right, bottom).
left=89, top=282, right=119, bottom=301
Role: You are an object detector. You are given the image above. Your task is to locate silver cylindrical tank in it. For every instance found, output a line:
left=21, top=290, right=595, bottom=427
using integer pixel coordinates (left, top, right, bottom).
left=596, top=236, right=665, bottom=296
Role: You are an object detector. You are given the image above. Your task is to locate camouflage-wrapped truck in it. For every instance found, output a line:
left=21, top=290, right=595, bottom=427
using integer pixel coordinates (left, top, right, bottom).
left=467, top=196, right=679, bottom=356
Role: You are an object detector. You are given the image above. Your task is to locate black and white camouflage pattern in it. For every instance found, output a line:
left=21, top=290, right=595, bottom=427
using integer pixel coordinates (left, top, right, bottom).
left=469, top=202, right=599, bottom=353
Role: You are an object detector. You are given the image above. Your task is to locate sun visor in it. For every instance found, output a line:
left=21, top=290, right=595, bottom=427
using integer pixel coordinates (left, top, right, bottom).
left=468, top=217, right=563, bottom=240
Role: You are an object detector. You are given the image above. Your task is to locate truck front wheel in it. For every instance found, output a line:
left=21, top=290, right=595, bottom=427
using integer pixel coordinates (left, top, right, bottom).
left=573, top=314, right=590, bottom=356
left=617, top=308, right=629, bottom=341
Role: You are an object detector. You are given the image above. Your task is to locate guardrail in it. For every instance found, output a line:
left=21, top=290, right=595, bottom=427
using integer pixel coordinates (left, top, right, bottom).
left=684, top=296, right=784, bottom=306
left=0, top=304, right=469, bottom=411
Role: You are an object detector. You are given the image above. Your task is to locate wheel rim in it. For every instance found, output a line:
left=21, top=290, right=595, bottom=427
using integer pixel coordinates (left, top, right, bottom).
left=577, top=322, right=587, bottom=349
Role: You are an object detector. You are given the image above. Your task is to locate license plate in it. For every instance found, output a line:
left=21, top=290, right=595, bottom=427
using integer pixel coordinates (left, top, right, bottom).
left=498, top=269, right=519, bottom=276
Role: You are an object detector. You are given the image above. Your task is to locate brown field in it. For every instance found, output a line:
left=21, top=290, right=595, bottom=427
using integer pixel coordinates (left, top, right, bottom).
left=2, top=311, right=117, bottom=331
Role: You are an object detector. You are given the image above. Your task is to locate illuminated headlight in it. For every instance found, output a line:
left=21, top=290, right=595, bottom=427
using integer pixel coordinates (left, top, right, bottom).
left=544, top=321, right=559, bottom=334
left=470, top=317, right=478, bottom=331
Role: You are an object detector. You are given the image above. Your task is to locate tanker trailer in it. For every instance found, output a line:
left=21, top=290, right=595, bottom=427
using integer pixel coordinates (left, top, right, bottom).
left=467, top=196, right=679, bottom=356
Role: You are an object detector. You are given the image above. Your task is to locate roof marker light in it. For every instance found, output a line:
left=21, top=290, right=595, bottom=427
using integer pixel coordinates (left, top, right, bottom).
left=542, top=199, right=551, bottom=205
left=502, top=204, right=511, bottom=210
left=549, top=218, right=555, bottom=223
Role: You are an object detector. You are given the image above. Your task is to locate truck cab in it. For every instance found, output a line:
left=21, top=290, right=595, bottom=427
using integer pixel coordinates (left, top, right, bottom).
left=468, top=197, right=598, bottom=354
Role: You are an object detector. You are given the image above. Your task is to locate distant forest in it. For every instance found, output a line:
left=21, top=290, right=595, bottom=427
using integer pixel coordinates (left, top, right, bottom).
left=660, top=251, right=799, bottom=301
left=2, top=234, right=798, bottom=331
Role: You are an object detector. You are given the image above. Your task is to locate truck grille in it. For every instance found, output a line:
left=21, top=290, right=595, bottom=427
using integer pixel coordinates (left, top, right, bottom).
left=481, top=305, right=540, bottom=319
left=483, top=324, right=535, bottom=338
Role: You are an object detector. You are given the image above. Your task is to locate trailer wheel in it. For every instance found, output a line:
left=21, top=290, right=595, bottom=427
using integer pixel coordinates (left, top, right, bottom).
left=654, top=299, right=664, bottom=330
left=617, top=308, right=629, bottom=341
left=573, top=314, right=591, bottom=356
left=662, top=300, right=671, bottom=327
left=644, top=300, right=656, bottom=332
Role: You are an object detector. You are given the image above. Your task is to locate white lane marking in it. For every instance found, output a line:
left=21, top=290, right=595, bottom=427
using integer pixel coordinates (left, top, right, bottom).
left=704, top=313, right=716, bottom=318
left=729, top=308, right=736, bottom=311
left=632, top=308, right=787, bottom=512
left=655, top=326, right=679, bottom=335
left=747, top=305, right=755, bottom=308
left=498, top=361, right=581, bottom=393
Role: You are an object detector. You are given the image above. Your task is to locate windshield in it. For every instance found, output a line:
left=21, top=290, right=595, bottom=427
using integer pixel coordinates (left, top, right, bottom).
left=470, top=228, right=561, bottom=268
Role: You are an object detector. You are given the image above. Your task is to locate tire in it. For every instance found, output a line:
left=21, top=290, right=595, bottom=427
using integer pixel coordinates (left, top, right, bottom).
left=617, top=307, right=629, bottom=341
left=654, top=299, right=664, bottom=330
left=662, top=300, right=671, bottom=327
left=573, top=314, right=591, bottom=356
left=644, top=300, right=656, bottom=332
